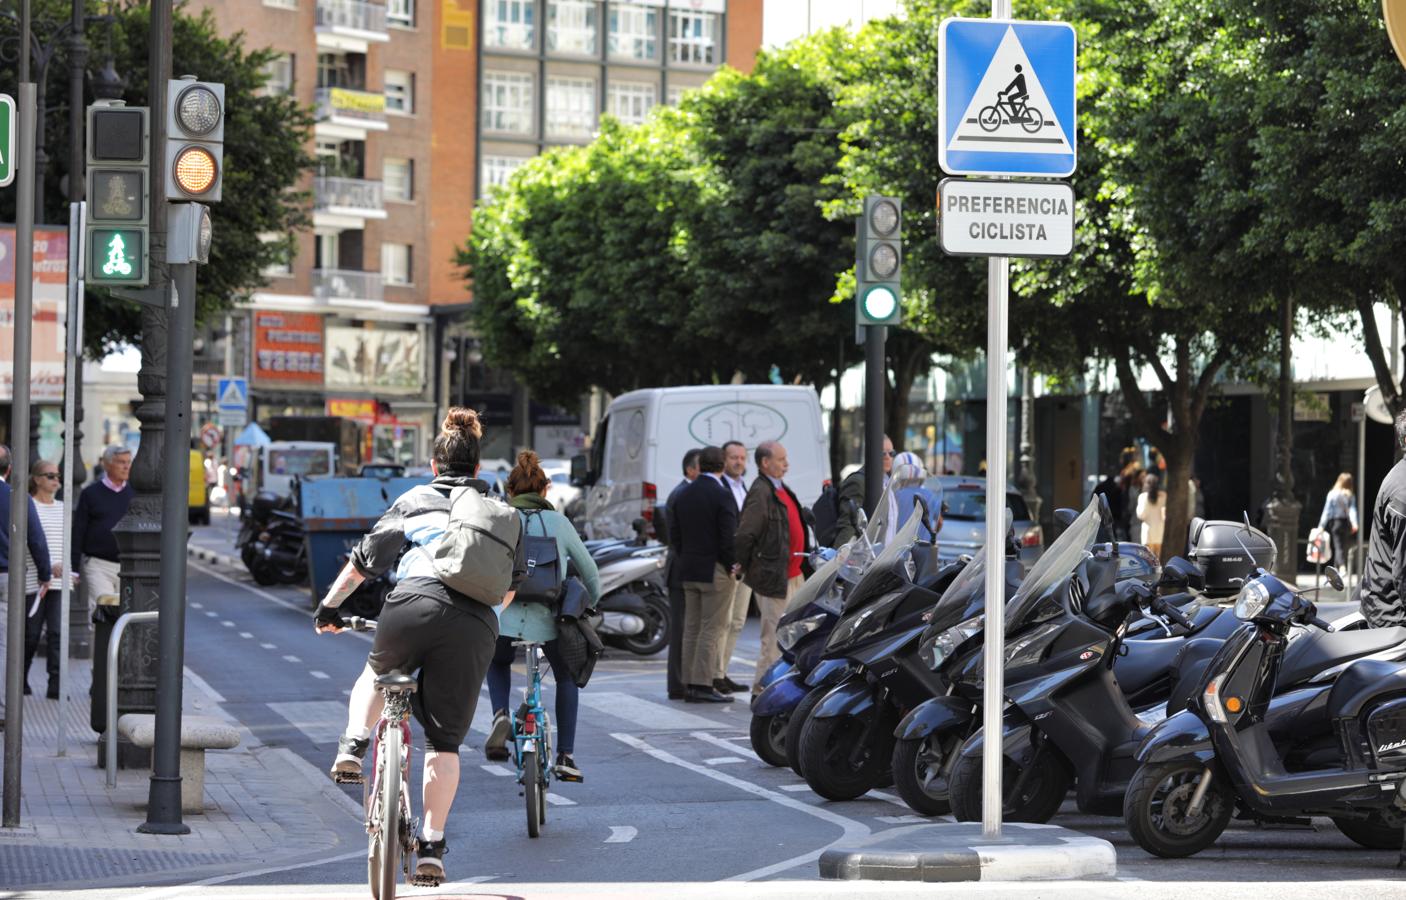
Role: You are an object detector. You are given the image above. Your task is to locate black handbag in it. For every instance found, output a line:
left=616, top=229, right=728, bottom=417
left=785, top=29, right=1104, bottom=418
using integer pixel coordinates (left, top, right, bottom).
left=557, top=576, right=591, bottom=622
left=516, top=510, right=563, bottom=605
left=555, top=615, right=604, bottom=688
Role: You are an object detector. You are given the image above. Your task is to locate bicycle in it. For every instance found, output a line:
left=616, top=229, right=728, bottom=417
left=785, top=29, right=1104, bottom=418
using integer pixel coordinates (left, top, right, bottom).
left=978, top=92, right=1045, bottom=134
left=340, top=617, right=431, bottom=899
left=509, top=640, right=553, bottom=838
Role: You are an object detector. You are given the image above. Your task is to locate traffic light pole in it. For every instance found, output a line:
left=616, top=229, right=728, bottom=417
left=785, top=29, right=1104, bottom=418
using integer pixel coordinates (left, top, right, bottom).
left=862, top=325, right=885, bottom=516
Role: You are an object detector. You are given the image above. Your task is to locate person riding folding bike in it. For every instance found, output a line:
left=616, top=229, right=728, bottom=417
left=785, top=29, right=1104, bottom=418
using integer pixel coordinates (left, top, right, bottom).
left=314, top=408, right=526, bottom=886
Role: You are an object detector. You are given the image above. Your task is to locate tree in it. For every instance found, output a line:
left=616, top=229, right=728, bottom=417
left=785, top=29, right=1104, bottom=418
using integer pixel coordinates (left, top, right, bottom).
left=0, top=1, right=315, bottom=357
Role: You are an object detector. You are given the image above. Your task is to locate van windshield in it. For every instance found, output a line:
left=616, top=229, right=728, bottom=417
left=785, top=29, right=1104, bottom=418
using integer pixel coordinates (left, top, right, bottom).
left=268, top=449, right=331, bottom=477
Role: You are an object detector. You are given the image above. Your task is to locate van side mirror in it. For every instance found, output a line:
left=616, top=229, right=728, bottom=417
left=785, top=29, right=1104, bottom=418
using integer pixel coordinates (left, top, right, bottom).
left=1159, top=557, right=1206, bottom=592
left=570, top=453, right=591, bottom=487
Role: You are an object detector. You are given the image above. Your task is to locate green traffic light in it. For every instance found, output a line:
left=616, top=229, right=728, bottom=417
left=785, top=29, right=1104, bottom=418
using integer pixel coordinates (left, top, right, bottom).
left=862, top=285, right=898, bottom=321
left=88, top=227, right=146, bottom=284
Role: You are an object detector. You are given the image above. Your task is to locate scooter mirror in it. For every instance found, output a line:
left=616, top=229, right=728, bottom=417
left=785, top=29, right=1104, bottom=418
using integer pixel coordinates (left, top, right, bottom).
left=1325, top=565, right=1345, bottom=593
left=1159, top=556, right=1206, bottom=592
left=1053, top=508, right=1078, bottom=529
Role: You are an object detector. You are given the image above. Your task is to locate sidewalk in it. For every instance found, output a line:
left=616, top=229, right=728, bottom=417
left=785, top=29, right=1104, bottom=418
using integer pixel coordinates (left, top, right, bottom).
left=0, top=561, right=364, bottom=891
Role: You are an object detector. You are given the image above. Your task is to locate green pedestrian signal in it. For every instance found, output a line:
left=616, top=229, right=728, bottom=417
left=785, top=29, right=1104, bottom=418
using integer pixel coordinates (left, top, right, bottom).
left=856, top=195, right=902, bottom=327
left=89, top=228, right=147, bottom=284
left=0, top=94, right=13, bottom=189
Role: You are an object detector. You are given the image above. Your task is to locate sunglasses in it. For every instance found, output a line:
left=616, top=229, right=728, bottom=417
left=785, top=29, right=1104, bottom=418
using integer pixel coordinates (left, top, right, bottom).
left=882, top=450, right=897, bottom=458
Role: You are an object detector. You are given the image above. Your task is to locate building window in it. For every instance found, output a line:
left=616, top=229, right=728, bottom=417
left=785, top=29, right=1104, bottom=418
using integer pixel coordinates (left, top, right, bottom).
left=384, top=69, right=414, bottom=114
left=481, top=155, right=528, bottom=191
left=260, top=232, right=293, bottom=277
left=546, top=76, right=596, bottom=138
left=485, top=0, right=535, bottom=50
left=382, top=243, right=412, bottom=285
left=547, top=0, right=598, bottom=56
left=383, top=157, right=413, bottom=201
left=609, top=3, right=657, bottom=61
left=481, top=71, right=535, bottom=134
left=608, top=81, right=655, bottom=125
left=666, top=84, right=689, bottom=106
left=263, top=0, right=297, bottom=9
left=387, top=0, right=415, bottom=28
left=317, top=52, right=354, bottom=89
left=668, top=10, right=719, bottom=66
left=262, top=53, right=295, bottom=95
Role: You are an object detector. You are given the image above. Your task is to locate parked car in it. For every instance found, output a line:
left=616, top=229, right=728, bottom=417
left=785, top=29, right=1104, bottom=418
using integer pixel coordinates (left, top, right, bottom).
left=927, top=475, right=1043, bottom=567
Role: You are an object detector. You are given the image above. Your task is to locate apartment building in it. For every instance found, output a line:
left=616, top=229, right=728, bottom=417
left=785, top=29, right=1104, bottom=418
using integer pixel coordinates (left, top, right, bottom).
left=187, top=0, right=762, bottom=466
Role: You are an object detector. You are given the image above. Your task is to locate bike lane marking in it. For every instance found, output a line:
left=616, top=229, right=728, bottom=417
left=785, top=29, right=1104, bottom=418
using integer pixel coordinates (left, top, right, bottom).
left=605, top=825, right=638, bottom=843
left=691, top=730, right=912, bottom=811
left=611, top=732, right=870, bottom=882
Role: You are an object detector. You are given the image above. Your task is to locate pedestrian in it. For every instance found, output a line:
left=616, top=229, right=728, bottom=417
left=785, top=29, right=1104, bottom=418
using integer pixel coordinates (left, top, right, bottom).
left=1318, top=473, right=1359, bottom=574
left=735, top=441, right=810, bottom=696
left=1137, top=473, right=1166, bottom=557
left=1190, top=474, right=1207, bottom=520
left=23, top=460, right=67, bottom=699
left=892, top=452, right=943, bottom=541
left=664, top=448, right=702, bottom=701
left=1119, top=464, right=1146, bottom=541
left=72, top=445, right=133, bottom=609
left=0, top=446, right=53, bottom=696
left=1362, top=411, right=1406, bottom=626
left=672, top=446, right=738, bottom=703
left=716, top=440, right=751, bottom=695
left=484, top=450, right=601, bottom=783
left=1091, top=468, right=1126, bottom=527
left=833, top=435, right=898, bottom=545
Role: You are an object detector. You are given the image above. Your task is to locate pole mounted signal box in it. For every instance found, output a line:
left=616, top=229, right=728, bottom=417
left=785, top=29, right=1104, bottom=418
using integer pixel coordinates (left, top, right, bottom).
left=86, top=103, right=150, bottom=286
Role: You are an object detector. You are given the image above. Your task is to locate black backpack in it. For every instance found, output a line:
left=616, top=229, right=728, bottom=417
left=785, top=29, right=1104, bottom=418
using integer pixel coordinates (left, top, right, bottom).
left=515, top=510, right=564, bottom=605
left=811, top=483, right=842, bottom=549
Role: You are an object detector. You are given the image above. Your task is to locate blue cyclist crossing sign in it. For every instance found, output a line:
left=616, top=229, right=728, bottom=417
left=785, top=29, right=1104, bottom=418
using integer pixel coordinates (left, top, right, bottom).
left=939, top=18, right=1077, bottom=178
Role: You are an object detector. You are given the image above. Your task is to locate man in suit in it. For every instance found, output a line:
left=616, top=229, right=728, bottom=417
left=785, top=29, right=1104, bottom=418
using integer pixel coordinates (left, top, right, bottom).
left=664, top=448, right=701, bottom=700
left=672, top=446, right=738, bottom=703
left=716, top=440, right=752, bottom=694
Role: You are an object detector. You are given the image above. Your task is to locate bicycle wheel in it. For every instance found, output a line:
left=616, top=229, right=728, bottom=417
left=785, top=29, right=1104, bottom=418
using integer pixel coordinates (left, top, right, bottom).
left=978, top=105, right=1002, bottom=131
left=368, top=727, right=402, bottom=900
left=1021, top=107, right=1044, bottom=134
left=523, top=748, right=541, bottom=838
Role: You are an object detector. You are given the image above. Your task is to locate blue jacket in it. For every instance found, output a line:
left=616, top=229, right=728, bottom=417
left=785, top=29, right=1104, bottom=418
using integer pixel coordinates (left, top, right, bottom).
left=0, top=480, right=52, bottom=584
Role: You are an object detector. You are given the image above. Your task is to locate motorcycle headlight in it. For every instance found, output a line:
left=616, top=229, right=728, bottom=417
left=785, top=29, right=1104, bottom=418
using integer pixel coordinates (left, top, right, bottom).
left=919, top=615, right=984, bottom=671
left=826, top=603, right=882, bottom=651
left=1234, top=580, right=1272, bottom=621
left=777, top=613, right=828, bottom=652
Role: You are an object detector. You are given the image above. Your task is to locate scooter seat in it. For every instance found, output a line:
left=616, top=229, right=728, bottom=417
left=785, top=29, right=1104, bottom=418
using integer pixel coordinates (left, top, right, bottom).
left=1326, top=659, right=1406, bottom=720
left=1117, top=637, right=1187, bottom=696
left=1279, top=627, right=1406, bottom=689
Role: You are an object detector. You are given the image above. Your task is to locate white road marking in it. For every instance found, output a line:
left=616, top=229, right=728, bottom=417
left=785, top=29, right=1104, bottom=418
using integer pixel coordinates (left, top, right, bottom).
left=579, top=691, right=731, bottom=731
left=612, top=732, right=870, bottom=882
left=260, top=642, right=276, bottom=649
left=545, top=792, right=577, bottom=806
left=705, top=756, right=745, bottom=765
left=605, top=825, right=638, bottom=843
left=269, top=700, right=347, bottom=745
left=239, top=631, right=253, bottom=639
left=204, top=611, right=218, bottom=617
left=692, top=730, right=763, bottom=763
left=779, top=784, right=812, bottom=792
left=310, top=670, right=330, bottom=680
left=283, top=655, right=302, bottom=663
left=182, top=665, right=227, bottom=705
left=481, top=764, right=514, bottom=777
left=866, top=789, right=910, bottom=809
left=190, top=602, right=203, bottom=609
left=129, top=849, right=367, bottom=900
left=220, top=620, right=235, bottom=627
left=188, top=559, right=374, bottom=645
left=876, top=814, right=928, bottom=824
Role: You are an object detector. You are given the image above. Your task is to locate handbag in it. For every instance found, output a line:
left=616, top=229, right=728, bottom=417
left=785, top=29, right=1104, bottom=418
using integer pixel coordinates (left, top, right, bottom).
left=557, top=576, right=591, bottom=622
left=516, top=510, right=564, bottom=605
left=1307, top=527, right=1332, bottom=565
left=554, top=614, right=604, bottom=688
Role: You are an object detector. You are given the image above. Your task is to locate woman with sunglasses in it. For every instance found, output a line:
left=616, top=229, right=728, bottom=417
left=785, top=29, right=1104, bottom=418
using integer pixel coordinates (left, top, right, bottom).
left=23, top=461, right=64, bottom=698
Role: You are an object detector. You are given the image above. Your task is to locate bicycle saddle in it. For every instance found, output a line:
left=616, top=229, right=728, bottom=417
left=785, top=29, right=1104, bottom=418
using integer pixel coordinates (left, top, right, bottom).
left=376, top=672, right=418, bottom=693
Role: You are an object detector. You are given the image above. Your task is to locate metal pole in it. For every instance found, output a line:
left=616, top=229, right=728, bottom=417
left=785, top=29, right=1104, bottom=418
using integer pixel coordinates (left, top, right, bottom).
left=863, top=325, right=886, bottom=516
left=141, top=263, right=195, bottom=835
left=106, top=609, right=158, bottom=787
left=1358, top=394, right=1368, bottom=591
left=58, top=201, right=83, bottom=756
left=3, top=68, right=39, bottom=828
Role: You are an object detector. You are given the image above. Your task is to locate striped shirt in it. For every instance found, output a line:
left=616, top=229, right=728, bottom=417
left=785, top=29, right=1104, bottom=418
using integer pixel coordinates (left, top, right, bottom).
left=26, top=498, right=66, bottom=595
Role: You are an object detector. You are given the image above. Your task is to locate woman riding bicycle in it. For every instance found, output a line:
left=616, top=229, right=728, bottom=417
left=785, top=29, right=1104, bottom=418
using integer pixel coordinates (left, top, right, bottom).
left=314, top=408, right=526, bottom=886
left=484, top=450, right=602, bottom=782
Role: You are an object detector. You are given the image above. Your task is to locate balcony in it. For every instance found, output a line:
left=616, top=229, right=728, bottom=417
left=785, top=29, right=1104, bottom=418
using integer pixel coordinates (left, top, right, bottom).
left=313, top=176, right=387, bottom=230
left=314, top=86, right=389, bottom=140
left=315, top=0, right=389, bottom=52
left=313, top=268, right=384, bottom=304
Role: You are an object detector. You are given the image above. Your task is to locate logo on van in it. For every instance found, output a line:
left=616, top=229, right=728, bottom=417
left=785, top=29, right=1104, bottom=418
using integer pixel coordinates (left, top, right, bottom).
left=688, top=402, right=789, bottom=446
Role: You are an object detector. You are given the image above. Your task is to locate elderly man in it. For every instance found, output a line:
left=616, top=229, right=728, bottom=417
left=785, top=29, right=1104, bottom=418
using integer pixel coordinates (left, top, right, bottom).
left=735, top=441, right=810, bottom=695
left=72, top=445, right=134, bottom=607
left=716, top=440, right=752, bottom=694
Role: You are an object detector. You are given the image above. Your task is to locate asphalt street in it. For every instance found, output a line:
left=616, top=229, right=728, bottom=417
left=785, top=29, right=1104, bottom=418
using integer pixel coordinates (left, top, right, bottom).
left=12, top=529, right=1406, bottom=898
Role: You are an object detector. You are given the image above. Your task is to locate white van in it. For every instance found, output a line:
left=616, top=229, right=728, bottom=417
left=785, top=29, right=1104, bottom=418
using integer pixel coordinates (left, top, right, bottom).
left=251, top=441, right=336, bottom=498
left=573, top=385, right=830, bottom=541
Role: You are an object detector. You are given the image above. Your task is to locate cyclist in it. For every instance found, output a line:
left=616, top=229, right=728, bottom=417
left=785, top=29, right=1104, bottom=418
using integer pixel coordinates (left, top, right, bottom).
left=484, top=450, right=602, bottom=782
left=1000, top=65, right=1030, bottom=119
left=314, top=408, right=526, bottom=886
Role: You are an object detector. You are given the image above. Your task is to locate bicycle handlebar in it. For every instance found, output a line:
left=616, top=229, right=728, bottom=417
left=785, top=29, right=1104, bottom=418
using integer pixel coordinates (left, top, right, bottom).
left=344, top=616, right=377, bottom=632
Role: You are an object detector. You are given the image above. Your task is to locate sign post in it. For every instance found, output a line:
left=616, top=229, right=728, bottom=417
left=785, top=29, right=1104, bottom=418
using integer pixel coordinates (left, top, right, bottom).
left=939, top=5, right=1076, bottom=842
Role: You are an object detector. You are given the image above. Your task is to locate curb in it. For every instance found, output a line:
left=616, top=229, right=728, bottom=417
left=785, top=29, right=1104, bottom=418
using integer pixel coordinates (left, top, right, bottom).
left=187, top=543, right=241, bottom=570
left=818, top=822, right=1117, bottom=883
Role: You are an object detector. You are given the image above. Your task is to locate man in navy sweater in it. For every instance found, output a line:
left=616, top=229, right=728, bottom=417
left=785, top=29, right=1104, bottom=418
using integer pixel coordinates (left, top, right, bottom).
left=72, top=445, right=133, bottom=606
left=0, top=445, right=53, bottom=695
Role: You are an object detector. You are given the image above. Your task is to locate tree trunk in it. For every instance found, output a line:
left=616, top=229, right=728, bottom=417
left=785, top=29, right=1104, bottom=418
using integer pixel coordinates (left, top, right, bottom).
left=1159, top=440, right=1195, bottom=563
left=884, top=340, right=927, bottom=448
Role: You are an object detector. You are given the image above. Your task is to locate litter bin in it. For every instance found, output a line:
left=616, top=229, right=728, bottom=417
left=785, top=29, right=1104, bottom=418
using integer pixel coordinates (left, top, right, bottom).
left=300, top=476, right=428, bottom=609
left=89, top=604, right=120, bottom=734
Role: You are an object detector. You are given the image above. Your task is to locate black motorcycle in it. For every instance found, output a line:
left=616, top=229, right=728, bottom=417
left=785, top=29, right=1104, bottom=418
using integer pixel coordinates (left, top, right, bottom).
left=236, top=490, right=307, bottom=586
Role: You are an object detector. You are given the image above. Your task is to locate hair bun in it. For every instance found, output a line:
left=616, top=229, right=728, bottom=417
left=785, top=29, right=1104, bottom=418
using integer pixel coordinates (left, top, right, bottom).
left=516, top=450, right=539, bottom=469
left=442, top=407, right=482, bottom=440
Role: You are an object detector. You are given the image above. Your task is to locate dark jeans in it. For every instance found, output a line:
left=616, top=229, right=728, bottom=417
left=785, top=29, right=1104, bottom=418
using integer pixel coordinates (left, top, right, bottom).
left=666, top=582, right=686, bottom=696
left=23, top=591, right=57, bottom=689
left=1327, top=518, right=1354, bottom=572
left=487, top=635, right=579, bottom=755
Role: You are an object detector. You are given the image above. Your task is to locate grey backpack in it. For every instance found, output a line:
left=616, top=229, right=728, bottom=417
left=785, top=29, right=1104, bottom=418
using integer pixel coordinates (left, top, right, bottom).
left=430, top=486, right=522, bottom=606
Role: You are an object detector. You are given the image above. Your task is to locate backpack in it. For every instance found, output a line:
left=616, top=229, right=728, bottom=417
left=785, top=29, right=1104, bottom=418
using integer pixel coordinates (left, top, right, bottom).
left=430, top=486, right=523, bottom=606
left=515, top=510, right=564, bottom=605
left=812, top=483, right=841, bottom=548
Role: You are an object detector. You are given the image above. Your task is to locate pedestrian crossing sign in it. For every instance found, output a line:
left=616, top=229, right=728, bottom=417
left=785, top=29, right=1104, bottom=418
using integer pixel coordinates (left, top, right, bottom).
left=217, top=377, right=247, bottom=413
left=939, top=18, right=1077, bottom=178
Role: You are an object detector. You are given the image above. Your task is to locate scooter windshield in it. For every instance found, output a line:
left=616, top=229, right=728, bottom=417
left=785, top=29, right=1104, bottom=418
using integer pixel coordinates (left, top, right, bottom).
left=921, top=546, right=987, bottom=637
left=1003, top=498, right=1101, bottom=628
left=783, top=543, right=852, bottom=617
left=843, top=499, right=926, bottom=612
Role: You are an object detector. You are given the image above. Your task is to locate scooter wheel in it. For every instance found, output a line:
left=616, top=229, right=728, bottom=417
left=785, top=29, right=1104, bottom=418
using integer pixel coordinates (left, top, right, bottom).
left=949, top=739, right=1071, bottom=824
left=892, top=733, right=956, bottom=817
left=798, top=712, right=892, bottom=801
left=249, top=558, right=281, bottom=586
left=785, top=687, right=828, bottom=777
left=1123, top=761, right=1232, bottom=858
left=1332, top=813, right=1405, bottom=850
left=748, top=712, right=789, bottom=768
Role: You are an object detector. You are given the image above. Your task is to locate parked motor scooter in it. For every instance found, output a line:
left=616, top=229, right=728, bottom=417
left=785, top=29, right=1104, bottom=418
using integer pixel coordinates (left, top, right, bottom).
left=236, top=488, right=307, bottom=586
left=588, top=518, right=671, bottom=656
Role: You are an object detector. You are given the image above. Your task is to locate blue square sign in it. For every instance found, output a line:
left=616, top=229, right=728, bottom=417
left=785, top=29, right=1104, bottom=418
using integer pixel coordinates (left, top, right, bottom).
left=939, top=18, right=1077, bottom=178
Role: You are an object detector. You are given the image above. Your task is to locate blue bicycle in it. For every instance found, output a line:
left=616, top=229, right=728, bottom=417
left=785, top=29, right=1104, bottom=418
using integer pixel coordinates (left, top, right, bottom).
left=510, top=640, right=552, bottom=838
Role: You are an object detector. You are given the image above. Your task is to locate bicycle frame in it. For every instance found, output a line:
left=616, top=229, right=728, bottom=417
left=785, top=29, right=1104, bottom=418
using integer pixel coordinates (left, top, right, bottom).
left=511, top=642, right=554, bottom=781
left=366, top=689, right=416, bottom=847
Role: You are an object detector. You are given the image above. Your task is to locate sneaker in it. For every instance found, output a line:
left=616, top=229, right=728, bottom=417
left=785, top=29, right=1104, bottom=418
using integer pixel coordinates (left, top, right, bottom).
left=484, top=710, right=511, bottom=761
left=554, top=752, right=583, bottom=783
left=330, top=735, right=369, bottom=784
left=412, top=837, right=446, bottom=887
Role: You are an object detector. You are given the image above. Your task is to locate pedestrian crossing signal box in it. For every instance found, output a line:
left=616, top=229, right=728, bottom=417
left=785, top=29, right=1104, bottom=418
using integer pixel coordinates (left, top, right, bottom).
left=86, top=103, right=150, bottom=285
left=856, top=195, right=902, bottom=327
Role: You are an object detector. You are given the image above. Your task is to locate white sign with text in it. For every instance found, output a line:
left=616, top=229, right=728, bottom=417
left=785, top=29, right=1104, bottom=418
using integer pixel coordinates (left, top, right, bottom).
left=938, top=178, right=1075, bottom=258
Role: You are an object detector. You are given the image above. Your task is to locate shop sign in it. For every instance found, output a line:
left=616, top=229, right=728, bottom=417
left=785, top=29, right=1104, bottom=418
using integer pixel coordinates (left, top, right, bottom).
left=325, top=322, right=425, bottom=395
left=0, top=227, right=70, bottom=403
left=254, top=311, right=325, bottom=385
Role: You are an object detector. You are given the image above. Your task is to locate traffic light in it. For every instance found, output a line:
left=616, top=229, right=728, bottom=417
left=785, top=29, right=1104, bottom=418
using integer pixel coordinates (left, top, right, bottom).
left=856, top=195, right=902, bottom=327
left=165, top=78, right=224, bottom=202
left=86, top=102, right=150, bottom=286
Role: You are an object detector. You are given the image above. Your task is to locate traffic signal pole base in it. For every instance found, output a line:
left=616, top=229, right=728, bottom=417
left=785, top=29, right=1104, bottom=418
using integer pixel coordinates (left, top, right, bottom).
left=818, top=822, right=1116, bottom=883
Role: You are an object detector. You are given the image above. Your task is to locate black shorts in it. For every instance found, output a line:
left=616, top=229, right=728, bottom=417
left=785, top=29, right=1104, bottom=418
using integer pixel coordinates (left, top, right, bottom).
left=367, top=582, right=498, bottom=752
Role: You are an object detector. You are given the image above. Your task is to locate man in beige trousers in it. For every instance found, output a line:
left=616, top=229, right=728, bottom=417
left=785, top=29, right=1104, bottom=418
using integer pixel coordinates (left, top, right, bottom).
left=671, top=446, right=739, bottom=704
